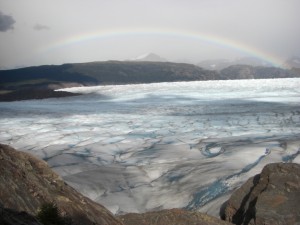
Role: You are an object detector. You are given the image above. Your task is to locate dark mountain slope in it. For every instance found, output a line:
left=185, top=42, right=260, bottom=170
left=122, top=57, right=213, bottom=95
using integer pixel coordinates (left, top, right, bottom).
left=68, top=61, right=218, bottom=84
left=0, top=64, right=97, bottom=84
left=0, top=61, right=217, bottom=89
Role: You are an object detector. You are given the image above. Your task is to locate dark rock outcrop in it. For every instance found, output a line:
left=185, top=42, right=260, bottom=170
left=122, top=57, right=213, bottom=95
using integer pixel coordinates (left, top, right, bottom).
left=0, top=144, right=123, bottom=225
left=0, top=203, right=42, bottom=225
left=222, top=163, right=300, bottom=225
left=0, top=88, right=80, bottom=102
left=119, top=208, right=233, bottom=225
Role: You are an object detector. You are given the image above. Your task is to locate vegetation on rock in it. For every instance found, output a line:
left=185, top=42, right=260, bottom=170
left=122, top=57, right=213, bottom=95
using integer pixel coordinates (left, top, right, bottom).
left=37, top=202, right=71, bottom=225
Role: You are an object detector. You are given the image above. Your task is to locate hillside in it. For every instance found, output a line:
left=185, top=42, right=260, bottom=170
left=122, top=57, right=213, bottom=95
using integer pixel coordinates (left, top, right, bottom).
left=0, top=61, right=217, bottom=89
left=0, top=61, right=218, bottom=101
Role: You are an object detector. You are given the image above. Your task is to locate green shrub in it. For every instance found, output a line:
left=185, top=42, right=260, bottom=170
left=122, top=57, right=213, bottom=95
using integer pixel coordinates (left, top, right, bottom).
left=37, top=202, right=71, bottom=225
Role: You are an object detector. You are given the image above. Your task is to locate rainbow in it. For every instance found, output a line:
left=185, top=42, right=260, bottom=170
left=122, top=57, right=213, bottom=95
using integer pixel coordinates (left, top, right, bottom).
left=41, top=28, right=285, bottom=68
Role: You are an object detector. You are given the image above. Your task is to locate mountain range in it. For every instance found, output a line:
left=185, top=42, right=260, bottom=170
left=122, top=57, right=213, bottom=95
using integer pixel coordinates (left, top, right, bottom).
left=0, top=55, right=300, bottom=101
left=197, top=57, right=273, bottom=70
left=131, top=53, right=300, bottom=70
left=284, top=56, right=300, bottom=69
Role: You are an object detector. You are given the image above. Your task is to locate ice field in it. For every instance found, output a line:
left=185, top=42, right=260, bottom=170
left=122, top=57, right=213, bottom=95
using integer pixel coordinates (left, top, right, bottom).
left=0, top=78, right=300, bottom=216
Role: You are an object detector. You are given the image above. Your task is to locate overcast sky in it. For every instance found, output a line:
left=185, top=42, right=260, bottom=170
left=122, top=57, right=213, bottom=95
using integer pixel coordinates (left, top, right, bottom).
left=0, top=0, right=299, bottom=69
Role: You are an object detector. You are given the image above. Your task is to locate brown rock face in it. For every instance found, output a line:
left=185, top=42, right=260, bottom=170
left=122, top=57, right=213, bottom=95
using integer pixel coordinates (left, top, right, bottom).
left=222, top=163, right=300, bottom=225
left=0, top=144, right=123, bottom=225
left=118, top=208, right=233, bottom=225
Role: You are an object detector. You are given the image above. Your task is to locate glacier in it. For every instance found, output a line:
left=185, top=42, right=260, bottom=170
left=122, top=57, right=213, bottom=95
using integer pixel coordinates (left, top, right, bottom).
left=0, top=78, right=300, bottom=216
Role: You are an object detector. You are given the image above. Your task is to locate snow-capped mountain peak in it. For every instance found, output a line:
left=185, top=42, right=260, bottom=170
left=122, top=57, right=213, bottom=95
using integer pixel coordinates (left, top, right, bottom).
left=130, top=53, right=167, bottom=62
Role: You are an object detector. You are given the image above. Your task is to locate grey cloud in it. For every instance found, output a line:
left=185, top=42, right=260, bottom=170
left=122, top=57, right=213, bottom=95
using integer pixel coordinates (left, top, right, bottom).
left=0, top=11, right=15, bottom=32
left=33, top=23, right=50, bottom=31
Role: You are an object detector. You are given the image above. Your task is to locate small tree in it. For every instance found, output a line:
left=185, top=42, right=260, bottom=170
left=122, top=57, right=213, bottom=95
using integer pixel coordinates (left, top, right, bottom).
left=37, top=202, right=66, bottom=225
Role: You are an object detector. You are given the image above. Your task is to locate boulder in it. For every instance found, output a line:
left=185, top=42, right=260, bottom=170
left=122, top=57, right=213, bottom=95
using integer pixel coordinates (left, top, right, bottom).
left=222, top=163, right=300, bottom=225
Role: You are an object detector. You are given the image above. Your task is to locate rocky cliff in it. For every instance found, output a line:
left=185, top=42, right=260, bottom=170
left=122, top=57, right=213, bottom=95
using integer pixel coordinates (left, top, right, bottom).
left=0, top=143, right=123, bottom=225
left=222, top=163, right=300, bottom=225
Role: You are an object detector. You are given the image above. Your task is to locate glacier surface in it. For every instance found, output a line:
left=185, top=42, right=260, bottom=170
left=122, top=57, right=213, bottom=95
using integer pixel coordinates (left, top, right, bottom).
left=1, top=78, right=300, bottom=216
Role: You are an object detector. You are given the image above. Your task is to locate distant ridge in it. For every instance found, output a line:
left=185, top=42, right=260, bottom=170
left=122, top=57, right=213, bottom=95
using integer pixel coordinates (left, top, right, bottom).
left=197, top=57, right=273, bottom=70
left=285, top=56, right=300, bottom=69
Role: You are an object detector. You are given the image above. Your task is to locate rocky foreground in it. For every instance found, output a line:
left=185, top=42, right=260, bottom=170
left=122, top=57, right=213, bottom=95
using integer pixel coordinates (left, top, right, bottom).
left=0, top=143, right=299, bottom=225
left=222, top=163, right=300, bottom=225
left=118, top=209, right=231, bottom=225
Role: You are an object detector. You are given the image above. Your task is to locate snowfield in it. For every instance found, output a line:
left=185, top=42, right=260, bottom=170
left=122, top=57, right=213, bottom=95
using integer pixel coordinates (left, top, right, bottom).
left=1, top=78, right=300, bottom=216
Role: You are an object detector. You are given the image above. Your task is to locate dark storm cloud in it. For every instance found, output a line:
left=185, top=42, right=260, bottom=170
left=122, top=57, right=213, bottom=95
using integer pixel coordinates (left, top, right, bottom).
left=0, top=11, right=15, bottom=32
left=33, top=23, right=50, bottom=31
